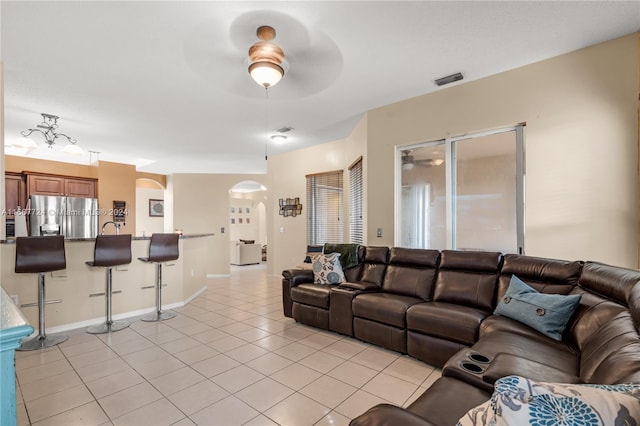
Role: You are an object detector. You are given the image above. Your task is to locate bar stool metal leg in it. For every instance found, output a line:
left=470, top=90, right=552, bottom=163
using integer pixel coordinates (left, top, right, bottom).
left=87, top=268, right=130, bottom=334
left=18, top=273, right=68, bottom=351
left=141, top=263, right=176, bottom=322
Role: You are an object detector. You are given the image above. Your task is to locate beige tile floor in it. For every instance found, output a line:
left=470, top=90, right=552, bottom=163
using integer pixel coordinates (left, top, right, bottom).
left=14, top=264, right=441, bottom=426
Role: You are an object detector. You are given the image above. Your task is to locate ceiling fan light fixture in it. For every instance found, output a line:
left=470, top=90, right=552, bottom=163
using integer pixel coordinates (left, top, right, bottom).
left=248, top=25, right=286, bottom=88
left=249, top=61, right=284, bottom=88
left=270, top=134, right=287, bottom=144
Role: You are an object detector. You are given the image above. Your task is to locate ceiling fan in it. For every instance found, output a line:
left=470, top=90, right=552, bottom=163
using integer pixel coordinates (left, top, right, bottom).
left=401, top=150, right=444, bottom=170
left=182, top=10, right=344, bottom=100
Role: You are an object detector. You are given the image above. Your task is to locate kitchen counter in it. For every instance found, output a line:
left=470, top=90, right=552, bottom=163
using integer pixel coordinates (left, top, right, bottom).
left=0, top=233, right=214, bottom=244
left=0, top=234, right=213, bottom=332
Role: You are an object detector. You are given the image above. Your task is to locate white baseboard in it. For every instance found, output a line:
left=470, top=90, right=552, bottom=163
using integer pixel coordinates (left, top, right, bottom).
left=30, top=287, right=208, bottom=337
left=207, top=273, right=231, bottom=278
left=185, top=286, right=207, bottom=304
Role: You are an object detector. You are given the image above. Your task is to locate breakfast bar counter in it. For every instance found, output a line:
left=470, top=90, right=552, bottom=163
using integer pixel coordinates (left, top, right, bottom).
left=0, top=234, right=213, bottom=333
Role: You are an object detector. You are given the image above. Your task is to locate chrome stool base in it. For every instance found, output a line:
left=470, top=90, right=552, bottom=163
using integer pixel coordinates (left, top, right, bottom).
left=86, top=320, right=130, bottom=334
left=141, top=310, right=176, bottom=322
left=18, top=333, right=68, bottom=351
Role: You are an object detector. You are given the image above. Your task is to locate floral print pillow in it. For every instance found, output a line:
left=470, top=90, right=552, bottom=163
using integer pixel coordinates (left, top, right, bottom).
left=311, top=252, right=345, bottom=285
left=457, top=375, right=640, bottom=426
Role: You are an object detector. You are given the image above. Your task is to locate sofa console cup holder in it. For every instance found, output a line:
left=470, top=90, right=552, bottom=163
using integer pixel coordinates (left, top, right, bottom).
left=468, top=353, right=491, bottom=364
left=459, top=361, right=485, bottom=374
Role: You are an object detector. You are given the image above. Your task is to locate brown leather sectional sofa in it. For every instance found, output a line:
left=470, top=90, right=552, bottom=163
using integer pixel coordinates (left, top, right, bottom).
left=281, top=246, right=640, bottom=426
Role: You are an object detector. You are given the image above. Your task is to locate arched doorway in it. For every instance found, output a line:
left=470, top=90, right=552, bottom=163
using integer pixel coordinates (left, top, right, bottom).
left=229, top=180, right=267, bottom=262
left=136, top=178, right=165, bottom=237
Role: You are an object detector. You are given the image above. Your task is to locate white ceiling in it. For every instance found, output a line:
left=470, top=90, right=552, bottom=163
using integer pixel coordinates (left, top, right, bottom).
left=2, top=1, right=639, bottom=175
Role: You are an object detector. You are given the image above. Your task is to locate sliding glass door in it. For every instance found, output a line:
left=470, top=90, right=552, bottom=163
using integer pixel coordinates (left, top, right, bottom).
left=396, top=126, right=524, bottom=253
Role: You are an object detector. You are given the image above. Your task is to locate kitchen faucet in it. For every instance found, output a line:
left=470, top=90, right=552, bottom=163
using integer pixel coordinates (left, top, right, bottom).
left=101, top=221, right=121, bottom=235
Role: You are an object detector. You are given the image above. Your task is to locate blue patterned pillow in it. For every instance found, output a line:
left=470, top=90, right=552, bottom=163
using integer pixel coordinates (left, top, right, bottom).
left=457, top=376, right=640, bottom=426
left=311, top=252, right=345, bottom=285
left=494, top=275, right=581, bottom=340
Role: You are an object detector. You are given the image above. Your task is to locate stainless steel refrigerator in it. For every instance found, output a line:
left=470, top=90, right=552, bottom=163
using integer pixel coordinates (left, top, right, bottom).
left=29, top=195, right=99, bottom=238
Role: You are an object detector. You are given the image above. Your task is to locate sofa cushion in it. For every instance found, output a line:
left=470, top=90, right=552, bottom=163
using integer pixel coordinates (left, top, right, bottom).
left=567, top=289, right=627, bottom=351
left=458, top=375, right=640, bottom=426
left=357, top=246, right=389, bottom=287
left=353, top=292, right=422, bottom=328
left=311, top=253, right=345, bottom=284
left=580, top=311, right=640, bottom=384
left=407, top=302, right=489, bottom=345
left=291, top=283, right=335, bottom=308
left=407, top=377, right=491, bottom=426
left=496, top=254, right=582, bottom=304
left=433, top=251, right=501, bottom=311
left=479, top=315, right=571, bottom=347
left=471, top=330, right=579, bottom=376
left=494, top=275, right=581, bottom=341
left=381, top=248, right=439, bottom=300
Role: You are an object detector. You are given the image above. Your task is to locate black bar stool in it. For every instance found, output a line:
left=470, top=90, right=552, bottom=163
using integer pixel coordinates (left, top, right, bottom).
left=85, top=234, right=132, bottom=334
left=15, top=235, right=68, bottom=351
left=139, top=233, right=179, bottom=321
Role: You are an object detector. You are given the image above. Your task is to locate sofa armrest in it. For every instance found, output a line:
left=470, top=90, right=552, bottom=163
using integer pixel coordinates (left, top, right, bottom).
left=282, top=269, right=314, bottom=318
left=482, top=353, right=581, bottom=385
left=282, top=268, right=314, bottom=285
left=350, top=404, right=437, bottom=426
left=339, top=281, right=380, bottom=292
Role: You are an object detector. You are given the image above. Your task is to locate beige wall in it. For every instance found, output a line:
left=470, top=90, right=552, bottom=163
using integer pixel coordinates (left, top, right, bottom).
left=5, top=155, right=99, bottom=179
left=365, top=33, right=638, bottom=267
left=170, top=173, right=268, bottom=276
left=267, top=119, right=368, bottom=275
left=136, top=186, right=165, bottom=236
left=97, top=161, right=137, bottom=235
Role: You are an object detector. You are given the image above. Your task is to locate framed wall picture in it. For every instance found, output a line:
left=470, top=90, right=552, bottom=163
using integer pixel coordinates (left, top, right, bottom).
left=231, top=218, right=235, bottom=224
left=149, top=199, right=164, bottom=217
left=246, top=218, right=251, bottom=224
left=238, top=207, right=243, bottom=213
left=239, top=218, right=243, bottom=224
left=231, top=207, right=235, bottom=214
left=246, top=207, right=251, bottom=214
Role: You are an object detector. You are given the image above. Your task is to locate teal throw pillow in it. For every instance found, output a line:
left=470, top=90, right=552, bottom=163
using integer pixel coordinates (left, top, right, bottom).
left=494, top=275, right=581, bottom=341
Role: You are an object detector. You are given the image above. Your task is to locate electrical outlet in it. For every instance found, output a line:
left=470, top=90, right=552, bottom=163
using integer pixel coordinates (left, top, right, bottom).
left=376, top=228, right=383, bottom=237
left=10, top=294, right=18, bottom=305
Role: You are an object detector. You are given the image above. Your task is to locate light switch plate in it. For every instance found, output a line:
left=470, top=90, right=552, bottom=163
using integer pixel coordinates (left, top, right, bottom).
left=376, top=228, right=382, bottom=237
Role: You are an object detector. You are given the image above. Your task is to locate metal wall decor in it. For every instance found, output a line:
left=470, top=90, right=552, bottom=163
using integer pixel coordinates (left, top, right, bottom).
left=279, top=197, right=302, bottom=217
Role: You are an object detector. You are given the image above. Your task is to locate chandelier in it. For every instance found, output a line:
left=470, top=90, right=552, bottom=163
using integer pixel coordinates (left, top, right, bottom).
left=20, top=113, right=82, bottom=155
left=248, top=26, right=285, bottom=88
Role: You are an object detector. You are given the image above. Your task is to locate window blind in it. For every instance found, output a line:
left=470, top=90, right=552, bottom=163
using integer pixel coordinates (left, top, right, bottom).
left=349, top=157, right=363, bottom=244
left=306, top=170, right=344, bottom=245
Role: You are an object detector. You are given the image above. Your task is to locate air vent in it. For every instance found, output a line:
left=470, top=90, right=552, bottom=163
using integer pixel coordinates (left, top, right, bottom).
left=275, top=126, right=293, bottom=133
left=435, top=72, right=464, bottom=87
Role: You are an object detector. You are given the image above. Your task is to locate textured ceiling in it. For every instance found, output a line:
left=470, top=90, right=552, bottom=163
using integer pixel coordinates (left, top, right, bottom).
left=2, top=1, right=639, bottom=174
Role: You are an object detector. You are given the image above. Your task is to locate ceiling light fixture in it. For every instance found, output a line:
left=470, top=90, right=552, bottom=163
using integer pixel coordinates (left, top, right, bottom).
left=248, top=26, right=285, bottom=88
left=12, top=137, right=38, bottom=149
left=21, top=113, right=82, bottom=154
left=270, top=134, right=287, bottom=144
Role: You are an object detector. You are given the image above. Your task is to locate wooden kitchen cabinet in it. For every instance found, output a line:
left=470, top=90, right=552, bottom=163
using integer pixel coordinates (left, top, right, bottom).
left=26, top=173, right=97, bottom=198
left=65, top=178, right=96, bottom=198
left=27, top=174, right=65, bottom=196
left=5, top=173, right=26, bottom=219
